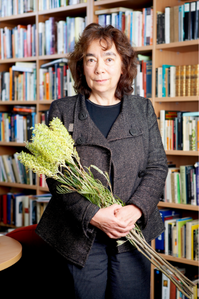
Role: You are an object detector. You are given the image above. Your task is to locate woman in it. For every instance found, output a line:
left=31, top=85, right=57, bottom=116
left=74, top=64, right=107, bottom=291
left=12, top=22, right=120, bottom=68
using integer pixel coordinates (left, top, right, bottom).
left=36, top=23, right=168, bottom=299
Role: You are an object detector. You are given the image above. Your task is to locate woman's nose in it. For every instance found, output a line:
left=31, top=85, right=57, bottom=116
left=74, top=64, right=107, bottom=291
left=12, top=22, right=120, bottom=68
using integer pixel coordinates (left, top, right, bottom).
left=95, top=59, right=105, bottom=74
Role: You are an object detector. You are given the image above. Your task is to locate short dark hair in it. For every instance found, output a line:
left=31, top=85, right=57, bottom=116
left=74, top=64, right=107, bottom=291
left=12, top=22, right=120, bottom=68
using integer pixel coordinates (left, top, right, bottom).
left=68, top=23, right=138, bottom=100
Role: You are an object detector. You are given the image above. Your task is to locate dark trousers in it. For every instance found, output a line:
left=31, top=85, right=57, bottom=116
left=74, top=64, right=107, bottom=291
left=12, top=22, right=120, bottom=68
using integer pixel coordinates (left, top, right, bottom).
left=67, top=232, right=151, bottom=299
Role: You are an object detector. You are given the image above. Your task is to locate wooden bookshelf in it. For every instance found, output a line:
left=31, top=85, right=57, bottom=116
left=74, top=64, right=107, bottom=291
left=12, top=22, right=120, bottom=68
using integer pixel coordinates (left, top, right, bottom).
left=0, top=0, right=198, bottom=298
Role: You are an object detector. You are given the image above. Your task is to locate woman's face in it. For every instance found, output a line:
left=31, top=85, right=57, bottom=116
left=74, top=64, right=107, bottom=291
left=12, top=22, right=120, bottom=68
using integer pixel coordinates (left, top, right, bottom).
left=83, top=39, right=123, bottom=99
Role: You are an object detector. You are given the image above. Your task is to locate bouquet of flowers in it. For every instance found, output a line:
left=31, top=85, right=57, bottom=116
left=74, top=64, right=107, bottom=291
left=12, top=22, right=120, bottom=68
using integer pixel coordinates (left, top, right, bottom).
left=17, top=117, right=195, bottom=298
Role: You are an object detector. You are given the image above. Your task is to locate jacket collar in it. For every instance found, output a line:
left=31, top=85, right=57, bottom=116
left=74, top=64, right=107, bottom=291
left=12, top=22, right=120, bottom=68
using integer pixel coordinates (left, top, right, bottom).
left=72, top=94, right=142, bottom=148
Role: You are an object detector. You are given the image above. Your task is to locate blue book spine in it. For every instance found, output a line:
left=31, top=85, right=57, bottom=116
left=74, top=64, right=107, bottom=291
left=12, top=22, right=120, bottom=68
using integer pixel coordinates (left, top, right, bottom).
left=130, top=12, right=133, bottom=46
left=155, top=209, right=179, bottom=252
left=146, top=61, right=152, bottom=98
left=162, top=65, right=173, bottom=97
left=7, top=193, right=12, bottom=224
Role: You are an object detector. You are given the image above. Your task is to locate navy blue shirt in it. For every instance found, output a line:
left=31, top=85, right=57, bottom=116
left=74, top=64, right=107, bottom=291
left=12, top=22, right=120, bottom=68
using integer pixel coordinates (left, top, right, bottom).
left=85, top=99, right=121, bottom=138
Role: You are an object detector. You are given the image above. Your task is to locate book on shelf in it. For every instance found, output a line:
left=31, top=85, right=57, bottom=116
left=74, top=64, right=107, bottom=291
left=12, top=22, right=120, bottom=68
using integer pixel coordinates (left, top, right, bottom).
left=0, top=24, right=36, bottom=59
left=153, top=267, right=197, bottom=299
left=161, top=215, right=199, bottom=260
left=0, top=153, right=36, bottom=185
left=0, top=0, right=36, bottom=16
left=176, top=217, right=193, bottom=258
left=156, top=64, right=199, bottom=98
left=38, top=0, right=86, bottom=10
left=155, top=209, right=180, bottom=253
left=165, top=216, right=181, bottom=255
left=163, top=162, right=198, bottom=205
left=156, top=1, right=199, bottom=44
left=39, top=16, right=86, bottom=56
left=159, top=110, right=199, bottom=151
left=186, top=219, right=199, bottom=260
left=95, top=6, right=153, bottom=47
left=0, top=193, right=51, bottom=227
left=39, top=59, right=75, bottom=100
left=134, top=55, right=152, bottom=98
left=0, top=63, right=37, bottom=102
left=0, top=110, right=37, bottom=142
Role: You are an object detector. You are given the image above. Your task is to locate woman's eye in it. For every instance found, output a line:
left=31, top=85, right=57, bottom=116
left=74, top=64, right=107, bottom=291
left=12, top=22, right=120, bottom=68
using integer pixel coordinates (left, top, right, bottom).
left=106, top=58, right=113, bottom=63
left=87, top=58, right=95, bottom=63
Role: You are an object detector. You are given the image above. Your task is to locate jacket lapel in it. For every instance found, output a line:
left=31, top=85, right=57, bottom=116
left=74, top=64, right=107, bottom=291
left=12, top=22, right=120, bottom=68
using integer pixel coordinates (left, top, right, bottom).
left=72, top=94, right=143, bottom=148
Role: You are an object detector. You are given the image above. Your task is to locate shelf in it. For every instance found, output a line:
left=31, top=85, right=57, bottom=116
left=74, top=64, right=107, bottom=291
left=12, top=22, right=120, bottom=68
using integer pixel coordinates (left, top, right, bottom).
left=94, top=0, right=153, bottom=9
left=0, top=12, right=36, bottom=21
left=38, top=3, right=87, bottom=16
left=135, top=45, right=153, bottom=52
left=154, top=96, right=199, bottom=102
left=159, top=253, right=199, bottom=267
left=0, top=182, right=37, bottom=189
left=0, top=101, right=37, bottom=106
left=0, top=57, right=37, bottom=63
left=39, top=186, right=50, bottom=192
left=0, top=142, right=26, bottom=146
left=158, top=201, right=199, bottom=211
left=39, top=53, right=69, bottom=60
left=165, top=150, right=199, bottom=156
left=156, top=39, right=199, bottom=51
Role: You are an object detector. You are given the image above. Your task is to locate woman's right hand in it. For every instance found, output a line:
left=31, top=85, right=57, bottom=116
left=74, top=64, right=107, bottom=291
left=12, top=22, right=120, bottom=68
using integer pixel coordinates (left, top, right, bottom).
left=90, top=204, right=135, bottom=239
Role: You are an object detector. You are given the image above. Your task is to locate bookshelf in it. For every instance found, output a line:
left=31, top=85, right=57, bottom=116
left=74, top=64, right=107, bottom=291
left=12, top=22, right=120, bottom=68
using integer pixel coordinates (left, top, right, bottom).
left=0, top=0, right=198, bottom=298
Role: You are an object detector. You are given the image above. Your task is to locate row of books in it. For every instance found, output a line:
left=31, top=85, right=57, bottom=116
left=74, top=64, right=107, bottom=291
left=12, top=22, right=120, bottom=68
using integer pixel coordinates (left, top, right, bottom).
left=0, top=106, right=36, bottom=142
left=155, top=209, right=199, bottom=261
left=95, top=6, right=153, bottom=47
left=156, top=64, right=199, bottom=98
left=0, top=0, right=35, bottom=17
left=159, top=111, right=199, bottom=151
left=38, top=16, right=86, bottom=56
left=39, top=58, right=75, bottom=100
left=39, top=0, right=86, bottom=10
left=0, top=153, right=36, bottom=185
left=0, top=62, right=37, bottom=102
left=0, top=24, right=36, bottom=59
left=154, top=267, right=198, bottom=299
left=0, top=193, right=51, bottom=227
left=134, top=54, right=152, bottom=98
left=157, top=2, right=199, bottom=44
left=163, top=162, right=199, bottom=206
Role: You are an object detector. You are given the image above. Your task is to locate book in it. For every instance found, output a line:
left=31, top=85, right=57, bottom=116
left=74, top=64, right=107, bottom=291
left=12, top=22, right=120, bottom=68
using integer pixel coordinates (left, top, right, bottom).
left=155, top=209, right=179, bottom=253
left=162, top=65, right=174, bottom=97
left=165, top=7, right=170, bottom=44
left=186, top=219, right=199, bottom=259
left=154, top=268, right=162, bottom=299
left=162, top=270, right=170, bottom=299
left=15, top=194, right=24, bottom=227
left=176, top=217, right=192, bottom=258
left=165, top=216, right=180, bottom=255
left=191, top=223, right=199, bottom=260
left=180, top=165, right=195, bottom=204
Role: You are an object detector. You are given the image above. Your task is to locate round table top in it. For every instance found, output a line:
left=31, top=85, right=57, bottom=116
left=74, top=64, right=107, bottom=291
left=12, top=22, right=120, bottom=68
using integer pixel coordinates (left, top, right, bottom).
left=0, top=235, right=22, bottom=271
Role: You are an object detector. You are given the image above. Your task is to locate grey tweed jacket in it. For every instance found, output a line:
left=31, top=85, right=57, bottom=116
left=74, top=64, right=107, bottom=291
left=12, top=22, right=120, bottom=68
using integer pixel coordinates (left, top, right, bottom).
left=36, top=93, right=168, bottom=267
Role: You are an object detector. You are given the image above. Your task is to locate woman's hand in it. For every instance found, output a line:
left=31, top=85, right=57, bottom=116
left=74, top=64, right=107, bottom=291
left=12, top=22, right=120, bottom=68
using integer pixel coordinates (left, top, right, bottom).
left=114, top=204, right=142, bottom=227
left=90, top=204, right=137, bottom=239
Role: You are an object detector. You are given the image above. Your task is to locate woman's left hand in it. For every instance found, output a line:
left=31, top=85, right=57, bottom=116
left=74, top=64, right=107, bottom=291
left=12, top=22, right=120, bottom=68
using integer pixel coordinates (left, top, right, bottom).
left=114, top=205, right=142, bottom=228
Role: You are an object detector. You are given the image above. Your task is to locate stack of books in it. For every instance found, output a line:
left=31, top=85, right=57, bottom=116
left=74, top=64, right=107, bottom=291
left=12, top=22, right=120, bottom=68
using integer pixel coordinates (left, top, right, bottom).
left=156, top=64, right=199, bottom=98
left=0, top=193, right=51, bottom=227
left=157, top=2, right=199, bottom=44
left=95, top=6, right=153, bottom=47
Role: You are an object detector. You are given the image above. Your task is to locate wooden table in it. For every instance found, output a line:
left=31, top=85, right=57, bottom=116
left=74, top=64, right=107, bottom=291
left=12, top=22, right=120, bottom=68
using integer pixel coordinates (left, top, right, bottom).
left=0, top=236, right=22, bottom=270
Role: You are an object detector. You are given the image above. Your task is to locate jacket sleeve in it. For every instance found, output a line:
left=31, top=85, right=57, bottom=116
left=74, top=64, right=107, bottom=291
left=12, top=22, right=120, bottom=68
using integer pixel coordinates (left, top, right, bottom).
left=126, top=99, right=168, bottom=229
left=46, top=100, right=100, bottom=237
